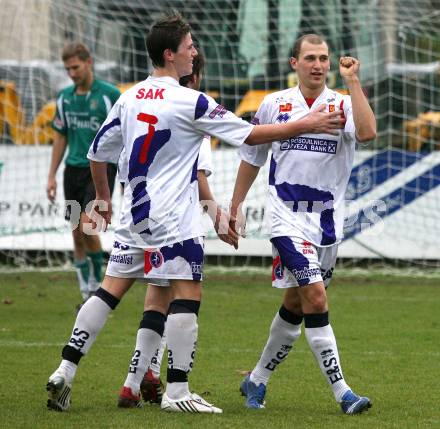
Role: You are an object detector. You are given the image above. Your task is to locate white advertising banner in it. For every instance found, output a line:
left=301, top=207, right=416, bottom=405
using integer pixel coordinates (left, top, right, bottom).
left=1, top=145, right=440, bottom=259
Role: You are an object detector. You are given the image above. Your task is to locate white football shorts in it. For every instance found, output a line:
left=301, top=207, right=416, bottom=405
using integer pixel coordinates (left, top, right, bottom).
left=106, top=236, right=204, bottom=286
left=271, top=236, right=337, bottom=289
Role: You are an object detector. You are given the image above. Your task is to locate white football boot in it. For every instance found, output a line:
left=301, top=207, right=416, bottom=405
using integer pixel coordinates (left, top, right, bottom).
left=46, top=369, right=72, bottom=411
left=161, top=392, right=222, bottom=414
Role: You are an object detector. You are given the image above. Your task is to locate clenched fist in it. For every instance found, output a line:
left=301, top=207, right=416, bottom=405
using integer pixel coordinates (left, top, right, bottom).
left=340, top=56, right=355, bottom=68
left=339, top=56, right=359, bottom=81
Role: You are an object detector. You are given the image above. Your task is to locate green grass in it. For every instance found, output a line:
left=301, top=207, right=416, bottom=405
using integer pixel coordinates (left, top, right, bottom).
left=0, top=270, right=439, bottom=428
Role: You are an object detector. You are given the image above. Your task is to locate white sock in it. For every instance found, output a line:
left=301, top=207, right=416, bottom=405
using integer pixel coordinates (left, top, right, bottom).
left=58, top=360, right=77, bottom=384
left=67, top=295, right=112, bottom=355
left=250, top=312, right=301, bottom=386
left=123, top=328, right=162, bottom=394
left=165, top=313, right=198, bottom=399
left=305, top=323, right=350, bottom=402
left=166, top=313, right=198, bottom=373
left=166, top=382, right=190, bottom=400
left=150, top=328, right=167, bottom=378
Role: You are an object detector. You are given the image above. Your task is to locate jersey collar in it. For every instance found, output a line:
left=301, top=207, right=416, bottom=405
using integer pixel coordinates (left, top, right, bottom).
left=70, top=79, right=99, bottom=97
left=295, top=85, right=330, bottom=109
left=147, top=75, right=180, bottom=86
left=89, top=79, right=100, bottom=93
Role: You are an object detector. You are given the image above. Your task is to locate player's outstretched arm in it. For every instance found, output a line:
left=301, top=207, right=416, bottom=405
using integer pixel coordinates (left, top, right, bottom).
left=89, top=160, right=112, bottom=231
left=339, top=56, right=376, bottom=142
left=46, top=132, right=67, bottom=203
left=244, top=105, right=345, bottom=145
left=229, top=160, right=261, bottom=240
left=198, top=170, right=239, bottom=249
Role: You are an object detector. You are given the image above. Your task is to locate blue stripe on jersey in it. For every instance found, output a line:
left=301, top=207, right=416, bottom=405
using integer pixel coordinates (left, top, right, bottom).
left=271, top=237, right=310, bottom=286
left=344, top=163, right=440, bottom=240
left=195, top=94, right=209, bottom=120
left=346, top=149, right=427, bottom=200
left=161, top=239, right=204, bottom=281
left=92, top=118, right=121, bottom=153
left=269, top=155, right=336, bottom=245
left=190, top=155, right=199, bottom=183
left=128, top=129, right=171, bottom=235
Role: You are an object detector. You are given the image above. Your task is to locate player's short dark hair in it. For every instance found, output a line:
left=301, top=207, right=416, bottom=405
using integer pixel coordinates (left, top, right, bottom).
left=146, top=12, right=191, bottom=68
left=179, top=51, right=205, bottom=87
left=292, top=34, right=328, bottom=58
left=61, top=42, right=91, bottom=62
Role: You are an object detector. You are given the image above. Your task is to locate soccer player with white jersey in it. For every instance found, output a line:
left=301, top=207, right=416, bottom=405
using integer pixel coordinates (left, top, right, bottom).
left=231, top=34, right=376, bottom=414
left=45, top=15, right=345, bottom=414
left=117, top=53, right=233, bottom=408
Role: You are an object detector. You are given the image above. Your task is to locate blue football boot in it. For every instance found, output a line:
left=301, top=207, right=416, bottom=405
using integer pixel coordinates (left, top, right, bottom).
left=240, top=374, right=266, bottom=409
left=340, top=390, right=372, bottom=414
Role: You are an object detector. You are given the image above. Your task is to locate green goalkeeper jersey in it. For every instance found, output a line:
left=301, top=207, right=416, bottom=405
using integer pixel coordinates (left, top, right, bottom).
left=51, top=79, right=121, bottom=167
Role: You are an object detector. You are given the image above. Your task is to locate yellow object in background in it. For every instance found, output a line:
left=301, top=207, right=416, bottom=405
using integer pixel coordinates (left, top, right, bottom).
left=0, top=80, right=26, bottom=144
left=235, top=89, right=274, bottom=118
left=404, top=111, right=440, bottom=152
left=21, top=101, right=56, bottom=145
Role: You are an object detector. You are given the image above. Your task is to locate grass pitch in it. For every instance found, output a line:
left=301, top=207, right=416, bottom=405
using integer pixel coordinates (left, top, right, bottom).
left=0, top=269, right=439, bottom=428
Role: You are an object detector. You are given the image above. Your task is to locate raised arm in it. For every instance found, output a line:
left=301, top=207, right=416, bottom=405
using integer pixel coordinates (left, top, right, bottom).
left=339, top=57, right=376, bottom=142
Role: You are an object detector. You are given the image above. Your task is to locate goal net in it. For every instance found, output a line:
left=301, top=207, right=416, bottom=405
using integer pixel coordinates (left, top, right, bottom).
left=0, top=0, right=440, bottom=269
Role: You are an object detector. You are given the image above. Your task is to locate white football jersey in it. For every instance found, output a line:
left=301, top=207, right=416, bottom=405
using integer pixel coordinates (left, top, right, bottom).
left=88, top=75, right=252, bottom=248
left=117, top=135, right=212, bottom=183
left=197, top=136, right=213, bottom=177
left=240, top=85, right=358, bottom=246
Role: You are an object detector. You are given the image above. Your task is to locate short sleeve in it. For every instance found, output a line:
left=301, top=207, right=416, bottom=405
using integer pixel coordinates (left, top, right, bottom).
left=251, top=95, right=272, bottom=126
left=117, top=147, right=127, bottom=184
left=342, top=95, right=356, bottom=134
left=88, top=101, right=123, bottom=164
left=110, top=85, right=121, bottom=104
left=238, top=96, right=272, bottom=167
left=51, top=93, right=67, bottom=135
left=197, top=136, right=213, bottom=176
left=239, top=142, right=270, bottom=167
left=192, top=93, right=254, bottom=147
